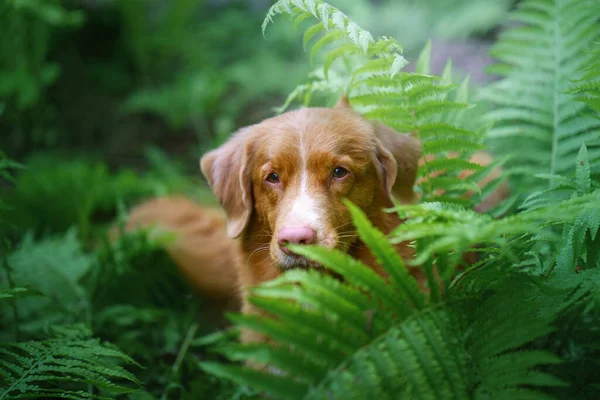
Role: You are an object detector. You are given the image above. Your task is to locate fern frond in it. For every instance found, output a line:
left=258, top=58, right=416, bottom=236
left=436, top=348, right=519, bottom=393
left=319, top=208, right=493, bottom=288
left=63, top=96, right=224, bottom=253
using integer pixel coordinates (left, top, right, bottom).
left=0, top=324, right=140, bottom=399
left=283, top=246, right=405, bottom=320
left=1, top=229, right=92, bottom=333
left=388, top=189, right=600, bottom=268
left=200, top=190, right=575, bottom=399
left=570, top=37, right=600, bottom=113
left=205, top=271, right=565, bottom=399
left=263, top=0, right=374, bottom=55
left=253, top=269, right=381, bottom=336
left=482, top=0, right=600, bottom=193
left=344, top=200, right=427, bottom=308
left=201, top=361, right=306, bottom=400
left=303, top=310, right=470, bottom=400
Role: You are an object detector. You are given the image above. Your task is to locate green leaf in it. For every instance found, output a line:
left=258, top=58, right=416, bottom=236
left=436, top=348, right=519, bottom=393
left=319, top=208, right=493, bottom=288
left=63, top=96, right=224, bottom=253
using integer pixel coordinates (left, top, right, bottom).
left=199, top=362, right=306, bottom=400
left=344, top=200, right=426, bottom=309
left=416, top=40, right=432, bottom=75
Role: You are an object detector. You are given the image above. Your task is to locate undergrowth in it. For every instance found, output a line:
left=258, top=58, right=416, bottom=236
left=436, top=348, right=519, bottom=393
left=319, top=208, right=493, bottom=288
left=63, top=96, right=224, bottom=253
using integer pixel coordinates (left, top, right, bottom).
left=2, top=0, right=600, bottom=399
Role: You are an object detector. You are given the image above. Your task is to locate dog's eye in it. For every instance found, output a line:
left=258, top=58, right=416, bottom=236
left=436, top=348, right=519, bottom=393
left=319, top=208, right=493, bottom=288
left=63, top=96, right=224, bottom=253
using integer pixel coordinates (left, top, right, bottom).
left=266, top=172, right=280, bottom=183
left=332, top=167, right=348, bottom=179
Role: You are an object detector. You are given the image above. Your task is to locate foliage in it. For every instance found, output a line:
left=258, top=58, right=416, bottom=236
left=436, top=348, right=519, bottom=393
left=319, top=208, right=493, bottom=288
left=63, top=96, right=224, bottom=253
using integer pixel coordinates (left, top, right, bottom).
left=1, top=0, right=310, bottom=158
left=0, top=0, right=83, bottom=110
left=481, top=0, right=600, bottom=199
left=116, top=0, right=309, bottom=144
left=1, top=148, right=210, bottom=242
left=0, top=153, right=246, bottom=398
left=327, top=0, right=513, bottom=57
left=0, top=324, right=140, bottom=400
left=0, top=0, right=84, bottom=150
left=571, top=41, right=600, bottom=114
left=197, top=1, right=600, bottom=399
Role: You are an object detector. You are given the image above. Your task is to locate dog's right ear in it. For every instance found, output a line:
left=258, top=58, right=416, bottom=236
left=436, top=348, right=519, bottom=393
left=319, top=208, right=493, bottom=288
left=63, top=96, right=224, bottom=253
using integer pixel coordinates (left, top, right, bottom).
left=200, top=127, right=254, bottom=238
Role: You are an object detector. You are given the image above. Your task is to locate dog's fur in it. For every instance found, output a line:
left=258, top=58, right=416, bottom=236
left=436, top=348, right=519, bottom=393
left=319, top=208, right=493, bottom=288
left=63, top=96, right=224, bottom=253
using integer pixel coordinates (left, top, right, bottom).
left=124, top=99, right=506, bottom=345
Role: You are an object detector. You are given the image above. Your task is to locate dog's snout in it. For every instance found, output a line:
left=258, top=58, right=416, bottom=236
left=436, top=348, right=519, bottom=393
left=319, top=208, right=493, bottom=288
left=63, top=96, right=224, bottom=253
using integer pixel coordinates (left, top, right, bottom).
left=278, top=226, right=316, bottom=254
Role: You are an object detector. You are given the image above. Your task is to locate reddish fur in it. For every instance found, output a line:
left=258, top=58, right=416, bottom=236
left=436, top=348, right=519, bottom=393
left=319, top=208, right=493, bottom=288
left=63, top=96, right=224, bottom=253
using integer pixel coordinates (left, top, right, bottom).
left=123, top=100, right=506, bottom=345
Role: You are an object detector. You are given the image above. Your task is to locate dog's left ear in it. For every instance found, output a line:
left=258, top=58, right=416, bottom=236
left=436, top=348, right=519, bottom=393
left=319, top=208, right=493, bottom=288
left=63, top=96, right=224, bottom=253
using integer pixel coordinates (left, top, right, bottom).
left=335, top=94, right=351, bottom=109
left=334, top=93, right=421, bottom=203
left=373, top=122, right=422, bottom=204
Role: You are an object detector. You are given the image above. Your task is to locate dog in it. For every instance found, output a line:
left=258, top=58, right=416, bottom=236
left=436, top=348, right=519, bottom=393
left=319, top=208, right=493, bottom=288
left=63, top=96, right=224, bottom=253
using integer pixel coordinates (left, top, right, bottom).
left=124, top=97, right=506, bottom=345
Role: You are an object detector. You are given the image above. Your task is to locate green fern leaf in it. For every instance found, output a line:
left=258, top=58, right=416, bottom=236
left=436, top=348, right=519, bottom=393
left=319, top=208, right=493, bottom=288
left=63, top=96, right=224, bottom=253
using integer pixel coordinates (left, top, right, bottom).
left=200, top=362, right=306, bottom=400
left=217, top=342, right=325, bottom=384
left=303, top=23, right=325, bottom=50
left=254, top=269, right=379, bottom=335
left=0, top=325, right=140, bottom=399
left=344, top=200, right=427, bottom=309
left=482, top=0, right=600, bottom=194
left=416, top=40, right=432, bottom=75
left=310, top=29, right=342, bottom=64
left=323, top=44, right=356, bottom=79
left=286, top=245, right=406, bottom=319
left=304, top=310, right=470, bottom=400
left=248, top=296, right=364, bottom=354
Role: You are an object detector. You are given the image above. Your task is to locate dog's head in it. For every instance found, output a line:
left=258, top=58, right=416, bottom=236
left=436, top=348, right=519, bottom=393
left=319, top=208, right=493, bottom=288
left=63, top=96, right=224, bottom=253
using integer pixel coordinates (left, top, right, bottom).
left=201, top=98, right=421, bottom=269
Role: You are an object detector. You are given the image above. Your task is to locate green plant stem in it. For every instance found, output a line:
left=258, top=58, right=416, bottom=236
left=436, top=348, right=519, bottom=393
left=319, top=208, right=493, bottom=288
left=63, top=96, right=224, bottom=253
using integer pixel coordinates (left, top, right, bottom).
left=549, top=5, right=561, bottom=187
left=173, top=323, right=199, bottom=374
left=419, top=240, right=441, bottom=303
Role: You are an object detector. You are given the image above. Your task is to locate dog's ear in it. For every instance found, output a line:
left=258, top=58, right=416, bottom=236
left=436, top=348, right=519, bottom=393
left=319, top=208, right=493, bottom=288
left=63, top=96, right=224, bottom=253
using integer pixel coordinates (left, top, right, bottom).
left=373, top=122, right=422, bottom=204
left=332, top=94, right=422, bottom=203
left=335, top=94, right=351, bottom=109
left=200, top=127, right=254, bottom=238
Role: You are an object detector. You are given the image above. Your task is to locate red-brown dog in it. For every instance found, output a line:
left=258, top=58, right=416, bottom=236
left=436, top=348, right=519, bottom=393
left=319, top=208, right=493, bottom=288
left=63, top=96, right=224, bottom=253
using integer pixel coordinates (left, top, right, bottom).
left=125, top=98, right=505, bottom=344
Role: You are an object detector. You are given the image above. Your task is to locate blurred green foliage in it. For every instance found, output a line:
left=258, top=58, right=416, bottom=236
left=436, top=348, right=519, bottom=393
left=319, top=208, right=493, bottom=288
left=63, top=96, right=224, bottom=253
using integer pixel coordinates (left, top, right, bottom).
left=330, top=0, right=513, bottom=56
left=1, top=0, right=514, bottom=161
left=1, top=0, right=308, bottom=160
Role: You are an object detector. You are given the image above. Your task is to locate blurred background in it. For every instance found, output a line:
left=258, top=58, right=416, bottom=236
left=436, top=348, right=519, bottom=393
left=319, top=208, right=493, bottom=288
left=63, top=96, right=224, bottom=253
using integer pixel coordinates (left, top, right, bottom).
left=2, top=0, right=517, bottom=169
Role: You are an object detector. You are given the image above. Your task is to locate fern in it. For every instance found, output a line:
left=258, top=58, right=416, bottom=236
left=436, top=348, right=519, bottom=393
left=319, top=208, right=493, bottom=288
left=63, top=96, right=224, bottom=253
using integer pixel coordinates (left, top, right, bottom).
left=263, top=0, right=491, bottom=207
left=481, top=0, right=600, bottom=194
left=0, top=229, right=93, bottom=336
left=0, top=324, right=140, bottom=399
left=198, top=191, right=594, bottom=399
left=571, top=41, right=600, bottom=114
left=388, top=188, right=599, bottom=269
left=200, top=218, right=569, bottom=399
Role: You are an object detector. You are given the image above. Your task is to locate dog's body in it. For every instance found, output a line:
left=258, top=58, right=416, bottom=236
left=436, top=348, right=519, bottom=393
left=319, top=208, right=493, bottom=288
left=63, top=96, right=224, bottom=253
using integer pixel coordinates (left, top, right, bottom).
left=125, top=100, right=506, bottom=344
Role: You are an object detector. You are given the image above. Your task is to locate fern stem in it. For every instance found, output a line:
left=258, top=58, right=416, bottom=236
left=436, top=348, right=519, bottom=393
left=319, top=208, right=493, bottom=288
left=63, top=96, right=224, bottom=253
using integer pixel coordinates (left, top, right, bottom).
left=173, top=322, right=198, bottom=374
left=549, top=1, right=562, bottom=186
left=410, top=107, right=434, bottom=201
left=0, top=343, right=49, bottom=400
left=419, top=240, right=441, bottom=303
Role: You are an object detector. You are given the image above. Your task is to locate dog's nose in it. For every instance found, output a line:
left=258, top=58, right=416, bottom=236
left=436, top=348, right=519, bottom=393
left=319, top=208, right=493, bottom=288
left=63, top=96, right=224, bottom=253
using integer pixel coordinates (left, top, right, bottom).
left=278, top=226, right=316, bottom=254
